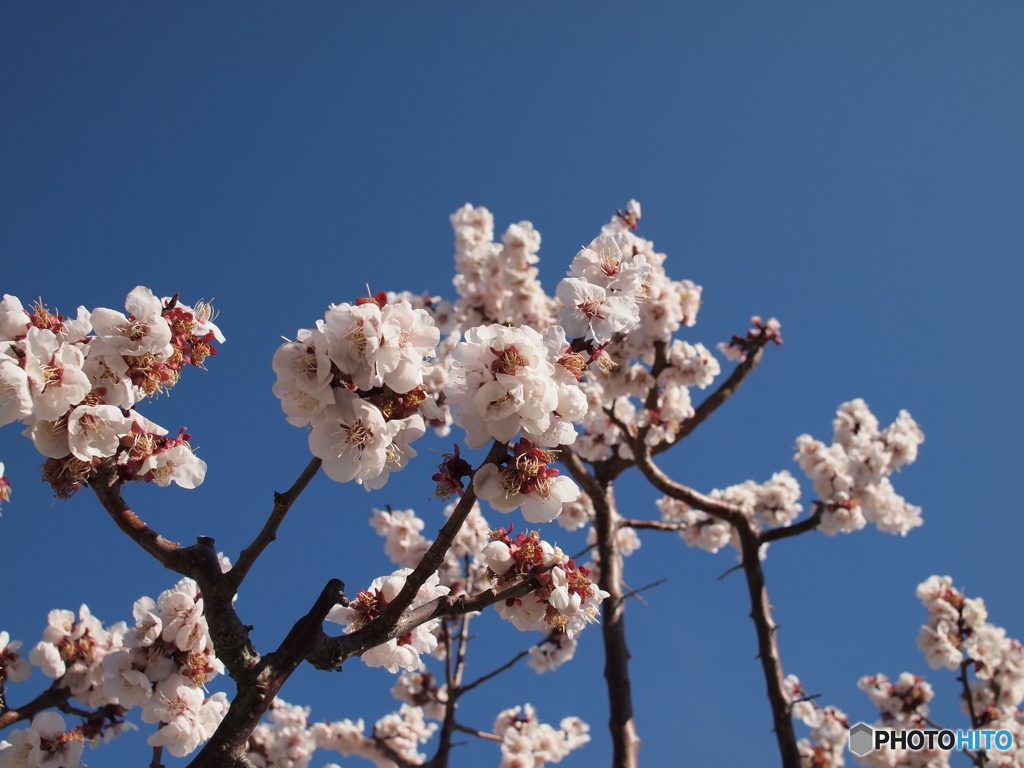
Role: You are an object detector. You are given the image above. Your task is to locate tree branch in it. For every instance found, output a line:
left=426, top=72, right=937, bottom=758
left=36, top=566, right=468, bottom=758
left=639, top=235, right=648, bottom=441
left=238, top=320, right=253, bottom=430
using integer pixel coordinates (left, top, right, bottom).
left=619, top=518, right=686, bottom=532
left=226, top=457, right=322, bottom=591
left=90, top=460, right=187, bottom=573
left=307, top=573, right=541, bottom=672
left=958, top=655, right=988, bottom=767
left=631, top=440, right=800, bottom=768
left=188, top=579, right=347, bottom=768
left=593, top=330, right=772, bottom=483
left=452, top=723, right=502, bottom=742
left=591, top=483, right=641, bottom=768
left=759, top=502, right=825, bottom=543
left=456, top=647, right=532, bottom=697
left=373, top=440, right=508, bottom=639
left=0, top=684, right=72, bottom=730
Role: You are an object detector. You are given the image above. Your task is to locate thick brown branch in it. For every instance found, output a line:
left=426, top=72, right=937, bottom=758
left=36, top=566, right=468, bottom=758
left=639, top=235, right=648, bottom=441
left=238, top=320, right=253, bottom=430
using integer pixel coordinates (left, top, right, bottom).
left=91, top=466, right=261, bottom=684
left=91, top=460, right=186, bottom=572
left=189, top=579, right=347, bottom=768
left=592, top=483, right=641, bottom=768
left=0, top=684, right=72, bottom=730
left=227, top=457, right=322, bottom=591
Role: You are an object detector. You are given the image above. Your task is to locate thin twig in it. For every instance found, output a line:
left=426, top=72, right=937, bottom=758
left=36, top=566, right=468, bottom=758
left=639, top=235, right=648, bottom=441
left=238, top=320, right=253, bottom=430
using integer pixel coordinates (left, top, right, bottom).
left=619, top=578, right=667, bottom=604
left=227, top=457, right=322, bottom=590
left=452, top=723, right=503, bottom=743
left=958, top=655, right=988, bottom=767
left=457, top=649, right=532, bottom=697
left=619, top=518, right=686, bottom=532
left=716, top=564, right=743, bottom=582
left=150, top=744, right=165, bottom=768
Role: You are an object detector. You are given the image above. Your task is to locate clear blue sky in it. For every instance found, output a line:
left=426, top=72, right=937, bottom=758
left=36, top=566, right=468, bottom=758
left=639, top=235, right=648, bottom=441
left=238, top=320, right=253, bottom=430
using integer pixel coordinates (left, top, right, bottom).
left=1, top=4, right=1021, bottom=766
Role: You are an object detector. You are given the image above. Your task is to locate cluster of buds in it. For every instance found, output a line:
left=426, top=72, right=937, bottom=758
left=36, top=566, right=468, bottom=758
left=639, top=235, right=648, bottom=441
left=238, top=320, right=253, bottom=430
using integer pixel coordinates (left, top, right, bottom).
left=473, top=439, right=580, bottom=524
left=482, top=527, right=606, bottom=638
left=716, top=315, right=782, bottom=363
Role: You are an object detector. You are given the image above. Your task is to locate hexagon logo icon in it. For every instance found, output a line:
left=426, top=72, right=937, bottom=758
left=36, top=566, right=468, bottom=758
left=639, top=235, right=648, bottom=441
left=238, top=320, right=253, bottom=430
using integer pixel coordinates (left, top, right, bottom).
left=849, top=722, right=874, bottom=756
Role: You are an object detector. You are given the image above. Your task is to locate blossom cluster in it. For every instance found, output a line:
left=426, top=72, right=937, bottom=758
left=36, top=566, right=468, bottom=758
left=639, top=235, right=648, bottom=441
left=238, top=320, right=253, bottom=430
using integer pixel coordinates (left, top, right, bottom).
left=853, top=672, right=950, bottom=768
left=783, top=674, right=850, bottom=768
left=795, top=399, right=925, bottom=536
left=272, top=292, right=441, bottom=489
left=493, top=703, right=590, bottom=768
left=482, top=527, right=607, bottom=638
left=916, top=578, right=1024, bottom=727
left=0, top=288, right=220, bottom=497
left=246, top=698, right=438, bottom=768
left=444, top=325, right=589, bottom=450
left=852, top=578, right=1024, bottom=768
left=0, top=569, right=230, bottom=765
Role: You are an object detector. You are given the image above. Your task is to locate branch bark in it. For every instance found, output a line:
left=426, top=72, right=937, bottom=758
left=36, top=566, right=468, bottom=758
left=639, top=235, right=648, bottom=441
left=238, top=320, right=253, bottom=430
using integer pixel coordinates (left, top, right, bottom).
left=227, top=457, right=322, bottom=591
left=631, top=441, right=801, bottom=768
left=0, top=684, right=72, bottom=730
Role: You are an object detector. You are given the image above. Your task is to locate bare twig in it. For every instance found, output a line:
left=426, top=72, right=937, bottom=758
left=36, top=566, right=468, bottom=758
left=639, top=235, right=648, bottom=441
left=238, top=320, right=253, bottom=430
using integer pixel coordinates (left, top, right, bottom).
left=619, top=578, right=667, bottom=604
left=619, top=519, right=686, bottom=532
left=716, top=564, right=743, bottom=582
left=453, top=723, right=503, bottom=743
left=150, top=745, right=165, bottom=768
left=457, top=648, right=532, bottom=697
left=958, top=655, right=988, bottom=767
left=227, top=457, right=322, bottom=591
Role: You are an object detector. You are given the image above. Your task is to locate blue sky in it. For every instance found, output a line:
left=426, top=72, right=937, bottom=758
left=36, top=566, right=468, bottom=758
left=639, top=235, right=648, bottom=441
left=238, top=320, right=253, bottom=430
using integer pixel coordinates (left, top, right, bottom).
left=1, top=4, right=1022, bottom=766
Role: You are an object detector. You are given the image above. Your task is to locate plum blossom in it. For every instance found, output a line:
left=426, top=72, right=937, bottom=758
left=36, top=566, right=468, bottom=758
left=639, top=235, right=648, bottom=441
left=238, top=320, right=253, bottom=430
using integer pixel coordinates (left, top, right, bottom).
left=0, top=631, right=31, bottom=685
left=556, top=278, right=639, bottom=345
left=0, top=712, right=84, bottom=768
left=90, top=286, right=172, bottom=358
left=473, top=441, right=580, bottom=524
